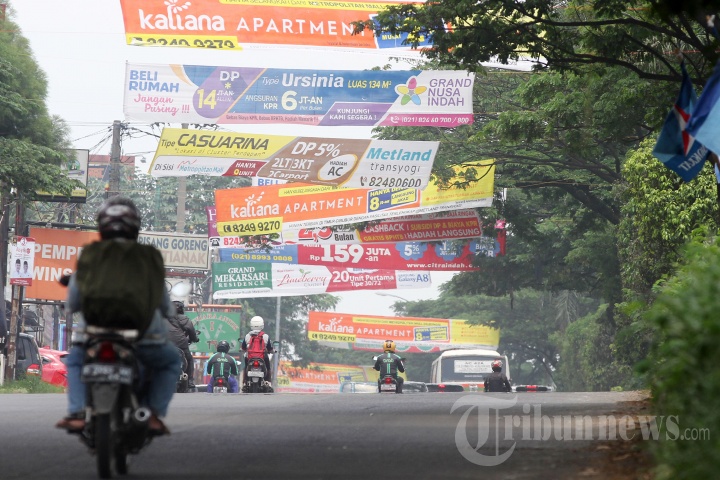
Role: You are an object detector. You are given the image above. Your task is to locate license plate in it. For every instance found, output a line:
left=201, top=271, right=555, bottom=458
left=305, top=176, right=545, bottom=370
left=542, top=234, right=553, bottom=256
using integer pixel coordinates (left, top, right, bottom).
left=380, top=383, right=396, bottom=391
left=248, top=370, right=264, bottom=378
left=81, top=363, right=134, bottom=385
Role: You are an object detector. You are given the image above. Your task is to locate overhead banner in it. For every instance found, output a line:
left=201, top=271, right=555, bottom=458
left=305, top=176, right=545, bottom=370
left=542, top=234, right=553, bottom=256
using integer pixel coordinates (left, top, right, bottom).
left=276, top=361, right=380, bottom=393
left=138, top=232, right=210, bottom=269
left=150, top=128, right=439, bottom=189
left=211, top=261, right=431, bottom=298
left=187, top=310, right=241, bottom=353
left=214, top=163, right=495, bottom=234
left=124, top=63, right=474, bottom=127
left=207, top=207, right=482, bottom=248
left=218, top=238, right=488, bottom=271
left=119, top=0, right=432, bottom=50
left=307, top=311, right=500, bottom=353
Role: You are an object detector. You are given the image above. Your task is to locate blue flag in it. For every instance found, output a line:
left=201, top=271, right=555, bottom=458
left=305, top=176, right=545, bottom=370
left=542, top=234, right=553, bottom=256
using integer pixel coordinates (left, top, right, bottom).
left=687, top=60, right=720, bottom=161
left=653, top=63, right=709, bottom=182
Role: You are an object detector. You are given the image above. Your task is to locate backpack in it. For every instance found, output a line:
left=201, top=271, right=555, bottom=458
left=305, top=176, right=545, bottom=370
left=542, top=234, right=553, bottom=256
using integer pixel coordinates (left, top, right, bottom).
left=246, top=331, right=266, bottom=359
left=76, top=240, right=166, bottom=335
left=485, top=372, right=508, bottom=392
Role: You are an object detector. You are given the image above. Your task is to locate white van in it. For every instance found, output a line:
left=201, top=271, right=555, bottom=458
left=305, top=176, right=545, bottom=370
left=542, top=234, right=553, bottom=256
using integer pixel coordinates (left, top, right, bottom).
left=429, top=348, right=510, bottom=391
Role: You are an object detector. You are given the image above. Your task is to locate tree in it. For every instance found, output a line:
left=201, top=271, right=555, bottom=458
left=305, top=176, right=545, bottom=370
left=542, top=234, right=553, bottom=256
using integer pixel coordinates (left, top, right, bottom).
left=0, top=12, right=79, bottom=198
left=355, top=0, right=718, bottom=83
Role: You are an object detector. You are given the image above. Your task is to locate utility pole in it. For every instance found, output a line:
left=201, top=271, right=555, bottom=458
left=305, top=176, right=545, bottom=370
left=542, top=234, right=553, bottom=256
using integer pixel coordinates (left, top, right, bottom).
left=6, top=196, right=25, bottom=380
left=176, top=123, right=188, bottom=232
left=0, top=190, right=9, bottom=384
left=107, top=120, right=122, bottom=198
left=272, top=296, right=281, bottom=389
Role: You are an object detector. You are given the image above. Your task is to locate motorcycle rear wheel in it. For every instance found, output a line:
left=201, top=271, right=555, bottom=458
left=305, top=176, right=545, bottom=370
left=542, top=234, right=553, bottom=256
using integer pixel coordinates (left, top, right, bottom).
left=250, top=381, right=260, bottom=393
left=95, top=414, right=114, bottom=479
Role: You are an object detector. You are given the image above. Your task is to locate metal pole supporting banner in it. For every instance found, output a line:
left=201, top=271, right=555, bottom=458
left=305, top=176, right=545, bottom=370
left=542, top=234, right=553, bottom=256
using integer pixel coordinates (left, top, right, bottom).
left=272, top=296, right=281, bottom=389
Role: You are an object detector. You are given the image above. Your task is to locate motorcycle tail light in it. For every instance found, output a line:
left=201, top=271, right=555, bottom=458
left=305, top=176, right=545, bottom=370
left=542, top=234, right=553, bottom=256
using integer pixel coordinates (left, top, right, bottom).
left=253, top=360, right=260, bottom=368
left=384, top=377, right=393, bottom=384
left=97, top=341, right=116, bottom=362
left=217, top=378, right=225, bottom=385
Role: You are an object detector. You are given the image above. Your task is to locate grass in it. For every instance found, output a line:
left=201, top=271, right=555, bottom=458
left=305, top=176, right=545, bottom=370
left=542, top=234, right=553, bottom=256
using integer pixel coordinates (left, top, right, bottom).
left=0, top=376, right=65, bottom=394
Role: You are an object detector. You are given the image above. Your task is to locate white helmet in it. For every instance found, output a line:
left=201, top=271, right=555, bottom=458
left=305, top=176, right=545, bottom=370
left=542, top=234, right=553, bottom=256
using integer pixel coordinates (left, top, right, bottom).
left=250, top=316, right=264, bottom=331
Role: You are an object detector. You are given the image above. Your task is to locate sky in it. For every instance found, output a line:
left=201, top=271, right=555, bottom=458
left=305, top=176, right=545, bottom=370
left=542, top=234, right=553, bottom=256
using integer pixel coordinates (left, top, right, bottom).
left=8, top=0, right=459, bottom=316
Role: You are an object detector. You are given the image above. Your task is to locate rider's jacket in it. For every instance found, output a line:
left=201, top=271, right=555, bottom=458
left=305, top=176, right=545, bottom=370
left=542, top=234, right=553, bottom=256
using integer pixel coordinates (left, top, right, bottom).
left=206, top=352, right=238, bottom=378
left=166, top=313, right=198, bottom=349
left=484, top=371, right=512, bottom=392
left=373, top=352, right=405, bottom=378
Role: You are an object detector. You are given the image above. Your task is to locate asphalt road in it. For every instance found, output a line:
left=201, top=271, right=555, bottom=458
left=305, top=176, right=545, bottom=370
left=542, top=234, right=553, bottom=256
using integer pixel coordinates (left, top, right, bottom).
left=0, top=390, right=648, bottom=479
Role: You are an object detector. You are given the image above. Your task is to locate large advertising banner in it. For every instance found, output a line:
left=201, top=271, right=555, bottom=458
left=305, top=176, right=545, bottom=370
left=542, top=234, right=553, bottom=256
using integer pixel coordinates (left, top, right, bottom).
left=137, top=232, right=210, bottom=270
left=211, top=261, right=431, bottom=299
left=307, top=311, right=500, bottom=353
left=218, top=238, right=487, bottom=271
left=187, top=310, right=241, bottom=354
left=124, top=63, right=474, bottom=127
left=276, top=361, right=375, bottom=393
left=119, top=0, right=431, bottom=50
left=36, top=149, right=90, bottom=203
left=207, top=207, right=482, bottom=248
left=214, top=162, right=495, bottom=235
left=149, top=128, right=439, bottom=190
left=25, top=228, right=100, bottom=301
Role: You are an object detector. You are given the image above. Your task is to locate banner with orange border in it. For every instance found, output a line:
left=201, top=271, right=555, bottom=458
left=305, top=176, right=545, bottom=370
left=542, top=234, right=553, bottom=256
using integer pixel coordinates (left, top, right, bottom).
left=307, top=311, right=500, bottom=353
left=119, top=0, right=432, bottom=50
left=214, top=161, right=495, bottom=235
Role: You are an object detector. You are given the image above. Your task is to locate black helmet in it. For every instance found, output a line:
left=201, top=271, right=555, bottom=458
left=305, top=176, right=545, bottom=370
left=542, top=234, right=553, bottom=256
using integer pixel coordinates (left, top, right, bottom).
left=172, top=300, right=184, bottom=314
left=97, top=196, right=141, bottom=240
left=217, top=340, right=230, bottom=353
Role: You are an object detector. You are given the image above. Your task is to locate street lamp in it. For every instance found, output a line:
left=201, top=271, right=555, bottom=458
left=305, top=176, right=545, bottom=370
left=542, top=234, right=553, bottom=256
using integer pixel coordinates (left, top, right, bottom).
left=375, top=292, right=410, bottom=302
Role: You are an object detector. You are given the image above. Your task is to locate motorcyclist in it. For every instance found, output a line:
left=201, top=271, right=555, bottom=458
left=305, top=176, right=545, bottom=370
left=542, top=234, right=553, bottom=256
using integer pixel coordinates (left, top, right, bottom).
left=167, top=300, right=199, bottom=389
left=373, top=339, right=405, bottom=393
left=240, top=315, right=273, bottom=391
left=55, top=196, right=179, bottom=435
left=205, top=340, right=239, bottom=393
left=484, top=359, right=512, bottom=393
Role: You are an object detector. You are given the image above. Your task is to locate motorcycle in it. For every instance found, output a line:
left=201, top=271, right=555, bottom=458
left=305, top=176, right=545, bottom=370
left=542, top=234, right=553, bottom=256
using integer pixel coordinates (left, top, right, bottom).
left=372, top=355, right=405, bottom=394
left=378, top=374, right=400, bottom=393
left=77, top=325, right=154, bottom=479
left=243, top=356, right=273, bottom=393
left=211, top=375, right=230, bottom=393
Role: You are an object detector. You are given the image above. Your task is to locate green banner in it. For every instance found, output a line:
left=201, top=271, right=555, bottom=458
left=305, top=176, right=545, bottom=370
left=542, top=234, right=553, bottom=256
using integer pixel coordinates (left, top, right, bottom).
left=187, top=310, right=242, bottom=354
left=212, top=262, right=273, bottom=297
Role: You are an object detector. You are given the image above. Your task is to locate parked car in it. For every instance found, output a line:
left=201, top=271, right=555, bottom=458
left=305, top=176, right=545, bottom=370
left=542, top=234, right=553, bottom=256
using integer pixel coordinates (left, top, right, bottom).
left=402, top=381, right=429, bottom=393
left=339, top=381, right=378, bottom=393
left=426, top=383, right=465, bottom=393
left=513, top=385, right=554, bottom=392
left=38, top=347, right=68, bottom=388
left=15, top=332, right=42, bottom=380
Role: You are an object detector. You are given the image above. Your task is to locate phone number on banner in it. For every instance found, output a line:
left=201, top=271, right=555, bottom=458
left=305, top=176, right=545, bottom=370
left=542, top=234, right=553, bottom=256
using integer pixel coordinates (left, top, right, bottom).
left=308, top=332, right=356, bottom=342
left=218, top=218, right=283, bottom=235
left=126, top=34, right=240, bottom=49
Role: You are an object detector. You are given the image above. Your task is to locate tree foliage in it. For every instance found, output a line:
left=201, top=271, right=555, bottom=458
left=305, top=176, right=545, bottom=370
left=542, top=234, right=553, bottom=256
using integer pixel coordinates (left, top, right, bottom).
left=355, top=0, right=718, bottom=82
left=0, top=10, right=79, bottom=198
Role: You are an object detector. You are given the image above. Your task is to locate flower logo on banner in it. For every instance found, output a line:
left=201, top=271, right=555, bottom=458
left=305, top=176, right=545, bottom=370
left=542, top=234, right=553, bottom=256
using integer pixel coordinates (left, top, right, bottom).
left=396, top=76, right=427, bottom=106
left=396, top=242, right=427, bottom=260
